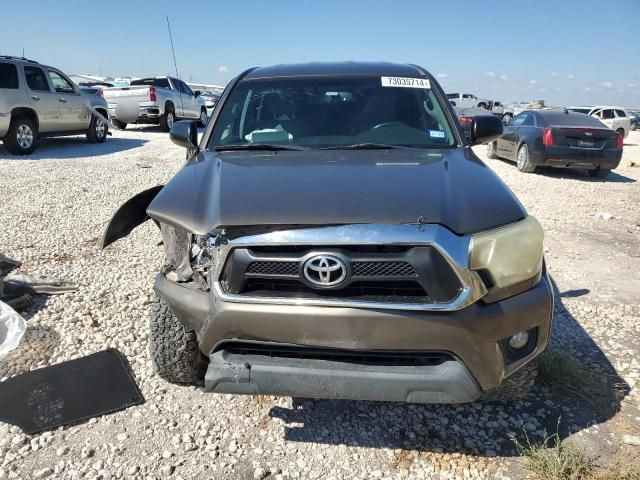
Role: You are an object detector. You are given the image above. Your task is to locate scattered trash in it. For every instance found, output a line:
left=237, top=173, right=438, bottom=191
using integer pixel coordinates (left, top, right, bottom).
left=0, top=349, right=144, bottom=434
left=3, top=274, right=78, bottom=295
left=136, top=163, right=152, bottom=169
left=0, top=301, right=27, bottom=360
left=597, top=212, right=615, bottom=220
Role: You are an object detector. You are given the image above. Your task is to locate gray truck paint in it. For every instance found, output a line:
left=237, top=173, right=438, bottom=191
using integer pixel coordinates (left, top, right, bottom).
left=145, top=148, right=526, bottom=236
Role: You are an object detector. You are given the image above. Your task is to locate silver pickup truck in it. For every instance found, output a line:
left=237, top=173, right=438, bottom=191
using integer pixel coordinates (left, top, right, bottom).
left=103, top=76, right=208, bottom=131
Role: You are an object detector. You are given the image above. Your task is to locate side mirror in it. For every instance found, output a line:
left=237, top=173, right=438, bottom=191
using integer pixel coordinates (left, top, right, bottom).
left=194, top=90, right=201, bottom=97
left=470, top=115, right=504, bottom=146
left=170, top=120, right=198, bottom=149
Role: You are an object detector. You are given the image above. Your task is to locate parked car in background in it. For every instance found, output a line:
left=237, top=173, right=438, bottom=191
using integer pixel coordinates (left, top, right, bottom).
left=630, top=111, right=639, bottom=131
left=490, top=101, right=514, bottom=125
left=447, top=92, right=491, bottom=109
left=0, top=55, right=109, bottom=155
left=567, top=106, right=631, bottom=138
left=455, top=106, right=502, bottom=139
left=487, top=110, right=622, bottom=177
left=103, top=62, right=553, bottom=405
left=200, top=92, right=219, bottom=117
left=79, top=86, right=105, bottom=98
left=102, top=76, right=207, bottom=131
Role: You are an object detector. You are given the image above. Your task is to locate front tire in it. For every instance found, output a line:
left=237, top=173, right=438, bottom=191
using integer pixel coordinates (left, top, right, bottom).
left=487, top=141, right=499, bottom=159
left=160, top=107, right=175, bottom=132
left=502, top=113, right=512, bottom=125
left=516, top=143, right=536, bottom=173
left=481, top=359, right=538, bottom=402
left=149, top=296, right=207, bottom=385
left=477, top=102, right=487, bottom=109
left=86, top=114, right=108, bottom=143
left=4, top=115, right=38, bottom=155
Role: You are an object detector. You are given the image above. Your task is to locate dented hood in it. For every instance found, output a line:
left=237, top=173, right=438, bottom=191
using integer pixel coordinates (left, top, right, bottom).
left=146, top=148, right=526, bottom=236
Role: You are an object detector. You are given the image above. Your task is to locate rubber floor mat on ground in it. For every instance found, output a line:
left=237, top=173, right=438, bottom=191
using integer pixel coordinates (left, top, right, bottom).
left=0, top=349, right=144, bottom=434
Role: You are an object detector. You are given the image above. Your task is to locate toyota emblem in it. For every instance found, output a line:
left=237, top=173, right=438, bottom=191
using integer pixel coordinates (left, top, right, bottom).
left=303, top=255, right=347, bottom=288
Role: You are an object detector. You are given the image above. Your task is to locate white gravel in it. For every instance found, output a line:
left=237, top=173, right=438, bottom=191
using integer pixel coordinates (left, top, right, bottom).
left=1, top=128, right=639, bottom=479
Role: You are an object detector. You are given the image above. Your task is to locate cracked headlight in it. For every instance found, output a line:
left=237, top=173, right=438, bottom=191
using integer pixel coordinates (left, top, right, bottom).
left=469, top=215, right=544, bottom=302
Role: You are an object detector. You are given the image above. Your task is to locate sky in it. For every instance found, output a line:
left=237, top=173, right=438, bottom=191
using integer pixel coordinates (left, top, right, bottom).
left=2, top=0, right=639, bottom=107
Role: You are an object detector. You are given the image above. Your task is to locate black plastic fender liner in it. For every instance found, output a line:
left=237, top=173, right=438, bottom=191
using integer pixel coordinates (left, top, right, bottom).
left=101, top=185, right=164, bottom=249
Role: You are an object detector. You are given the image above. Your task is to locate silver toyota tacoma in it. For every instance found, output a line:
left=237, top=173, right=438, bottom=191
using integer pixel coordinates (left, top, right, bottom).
left=103, top=76, right=208, bottom=132
left=0, top=55, right=109, bottom=155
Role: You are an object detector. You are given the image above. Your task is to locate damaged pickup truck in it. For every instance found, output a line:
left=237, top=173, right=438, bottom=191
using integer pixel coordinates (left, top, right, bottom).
left=102, top=62, right=553, bottom=404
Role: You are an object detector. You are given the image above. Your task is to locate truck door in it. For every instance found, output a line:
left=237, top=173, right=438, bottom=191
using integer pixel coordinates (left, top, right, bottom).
left=22, top=65, right=60, bottom=133
left=47, top=69, right=89, bottom=130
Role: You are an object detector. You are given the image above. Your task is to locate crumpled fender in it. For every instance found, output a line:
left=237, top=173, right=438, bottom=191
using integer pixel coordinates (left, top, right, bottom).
left=101, top=186, right=164, bottom=249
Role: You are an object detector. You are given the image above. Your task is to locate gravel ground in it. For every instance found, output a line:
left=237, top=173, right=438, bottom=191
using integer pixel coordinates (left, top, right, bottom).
left=1, top=128, right=639, bottom=480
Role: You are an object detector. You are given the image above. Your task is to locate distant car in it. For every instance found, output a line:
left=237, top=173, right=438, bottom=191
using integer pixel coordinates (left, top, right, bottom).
left=200, top=93, right=219, bottom=117
left=567, top=106, right=631, bottom=138
left=491, top=101, right=514, bottom=125
left=447, top=92, right=491, bottom=109
left=79, top=86, right=105, bottom=98
left=630, top=112, right=639, bottom=131
left=455, top=106, right=501, bottom=139
left=0, top=55, right=109, bottom=155
left=487, top=110, right=622, bottom=177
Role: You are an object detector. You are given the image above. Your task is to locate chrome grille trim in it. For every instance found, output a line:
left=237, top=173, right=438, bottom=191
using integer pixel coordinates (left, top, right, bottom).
left=210, top=224, right=487, bottom=311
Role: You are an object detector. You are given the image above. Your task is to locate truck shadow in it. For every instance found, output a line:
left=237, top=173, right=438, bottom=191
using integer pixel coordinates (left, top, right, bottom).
left=0, top=137, right=147, bottom=160
left=268, top=277, right=629, bottom=457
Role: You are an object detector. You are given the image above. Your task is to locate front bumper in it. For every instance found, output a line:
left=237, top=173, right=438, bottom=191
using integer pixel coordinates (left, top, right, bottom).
left=154, top=271, right=553, bottom=400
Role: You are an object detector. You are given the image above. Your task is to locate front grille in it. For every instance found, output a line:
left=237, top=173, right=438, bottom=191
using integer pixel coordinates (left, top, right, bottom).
left=220, top=245, right=463, bottom=304
left=218, top=341, right=452, bottom=367
left=352, top=261, right=417, bottom=277
left=243, top=279, right=429, bottom=302
left=246, top=261, right=298, bottom=276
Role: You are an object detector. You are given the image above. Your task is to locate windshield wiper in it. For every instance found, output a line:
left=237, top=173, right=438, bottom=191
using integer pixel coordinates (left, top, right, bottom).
left=215, top=144, right=307, bottom=151
left=319, top=143, right=403, bottom=150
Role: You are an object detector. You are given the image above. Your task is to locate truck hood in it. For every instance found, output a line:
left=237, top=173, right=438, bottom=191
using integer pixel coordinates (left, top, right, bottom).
left=147, top=148, right=526, bottom=236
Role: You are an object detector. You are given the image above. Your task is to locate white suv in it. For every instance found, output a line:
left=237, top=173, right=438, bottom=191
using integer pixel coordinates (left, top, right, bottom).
left=567, top=106, right=631, bottom=138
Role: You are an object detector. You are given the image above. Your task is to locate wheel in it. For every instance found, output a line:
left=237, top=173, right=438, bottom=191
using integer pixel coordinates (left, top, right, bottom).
left=588, top=168, right=611, bottom=178
left=516, top=143, right=536, bottom=173
left=112, top=119, right=127, bottom=130
left=502, top=113, right=512, bottom=125
left=86, top=114, right=108, bottom=143
left=4, top=115, right=38, bottom=155
left=149, top=295, right=207, bottom=385
left=477, top=102, right=487, bottom=109
left=631, top=122, right=637, bottom=131
left=487, top=141, right=499, bottom=159
left=160, top=107, right=175, bottom=132
left=480, top=359, right=538, bottom=402
left=198, top=108, right=208, bottom=127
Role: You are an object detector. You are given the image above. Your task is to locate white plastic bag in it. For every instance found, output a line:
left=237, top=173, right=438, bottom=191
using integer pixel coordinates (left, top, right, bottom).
left=0, top=300, right=26, bottom=360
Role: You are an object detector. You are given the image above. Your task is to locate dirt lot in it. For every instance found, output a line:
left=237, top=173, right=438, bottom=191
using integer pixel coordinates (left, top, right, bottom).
left=1, top=128, right=639, bottom=480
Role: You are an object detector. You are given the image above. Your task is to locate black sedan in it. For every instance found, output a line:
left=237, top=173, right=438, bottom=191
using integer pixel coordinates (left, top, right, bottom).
left=487, top=110, right=623, bottom=177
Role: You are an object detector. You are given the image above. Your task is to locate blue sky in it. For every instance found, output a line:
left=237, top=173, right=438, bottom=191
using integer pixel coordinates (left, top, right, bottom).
left=2, top=0, right=639, bottom=106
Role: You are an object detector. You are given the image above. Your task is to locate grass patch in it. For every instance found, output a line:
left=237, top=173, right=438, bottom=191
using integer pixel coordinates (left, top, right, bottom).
left=510, top=425, right=591, bottom=480
left=538, top=350, right=617, bottom=411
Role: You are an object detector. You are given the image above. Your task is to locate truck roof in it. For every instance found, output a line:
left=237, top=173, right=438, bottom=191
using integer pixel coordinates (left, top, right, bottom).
left=243, top=62, right=428, bottom=80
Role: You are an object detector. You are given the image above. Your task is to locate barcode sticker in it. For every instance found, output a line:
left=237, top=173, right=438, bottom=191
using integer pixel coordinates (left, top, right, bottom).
left=381, top=77, right=431, bottom=89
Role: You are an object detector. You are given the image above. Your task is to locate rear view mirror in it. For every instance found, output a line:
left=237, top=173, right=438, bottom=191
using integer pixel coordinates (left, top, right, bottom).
left=170, top=120, right=198, bottom=149
left=470, top=115, right=503, bottom=145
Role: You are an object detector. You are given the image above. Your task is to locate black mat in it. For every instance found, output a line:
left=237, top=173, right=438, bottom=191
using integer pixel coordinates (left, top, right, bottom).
left=0, top=349, right=144, bottom=434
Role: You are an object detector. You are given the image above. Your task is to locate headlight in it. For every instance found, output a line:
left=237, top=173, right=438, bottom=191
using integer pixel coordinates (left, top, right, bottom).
left=469, top=216, right=544, bottom=302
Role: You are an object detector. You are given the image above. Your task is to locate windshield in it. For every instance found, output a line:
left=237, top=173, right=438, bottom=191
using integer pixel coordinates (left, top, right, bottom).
left=210, top=76, right=455, bottom=149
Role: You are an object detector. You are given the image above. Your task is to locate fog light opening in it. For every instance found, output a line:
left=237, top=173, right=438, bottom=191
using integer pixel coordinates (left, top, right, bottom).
left=509, top=331, right=530, bottom=350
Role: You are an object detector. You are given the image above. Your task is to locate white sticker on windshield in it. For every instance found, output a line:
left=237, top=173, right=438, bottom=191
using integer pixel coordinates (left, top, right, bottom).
left=381, top=77, right=431, bottom=89
left=429, top=130, right=446, bottom=139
